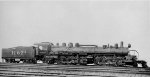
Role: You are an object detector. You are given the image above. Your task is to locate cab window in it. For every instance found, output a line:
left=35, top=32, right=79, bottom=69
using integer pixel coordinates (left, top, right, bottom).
left=39, top=45, right=47, bottom=50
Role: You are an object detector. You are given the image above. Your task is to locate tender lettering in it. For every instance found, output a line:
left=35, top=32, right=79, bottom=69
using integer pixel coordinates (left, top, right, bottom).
left=11, top=50, right=26, bottom=55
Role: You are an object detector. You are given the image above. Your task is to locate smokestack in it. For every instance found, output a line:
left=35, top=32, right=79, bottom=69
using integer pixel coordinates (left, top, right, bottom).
left=120, top=41, right=123, bottom=47
left=115, top=43, right=118, bottom=49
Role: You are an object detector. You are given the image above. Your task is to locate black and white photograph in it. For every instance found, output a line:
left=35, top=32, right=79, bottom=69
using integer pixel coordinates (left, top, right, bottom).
left=0, top=0, right=150, bottom=77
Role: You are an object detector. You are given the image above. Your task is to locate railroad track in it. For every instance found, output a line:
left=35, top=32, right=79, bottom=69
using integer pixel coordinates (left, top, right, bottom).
left=0, top=63, right=150, bottom=77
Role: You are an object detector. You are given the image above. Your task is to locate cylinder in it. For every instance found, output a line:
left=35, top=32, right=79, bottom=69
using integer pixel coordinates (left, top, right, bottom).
left=68, top=43, right=73, bottom=48
left=62, top=43, right=66, bottom=47
left=120, top=41, right=123, bottom=47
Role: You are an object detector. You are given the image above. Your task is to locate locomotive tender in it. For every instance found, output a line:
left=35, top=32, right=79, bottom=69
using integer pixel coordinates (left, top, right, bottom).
left=2, top=41, right=148, bottom=68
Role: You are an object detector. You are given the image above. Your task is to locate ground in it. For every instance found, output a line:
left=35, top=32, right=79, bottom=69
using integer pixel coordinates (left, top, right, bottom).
left=0, top=63, right=150, bottom=77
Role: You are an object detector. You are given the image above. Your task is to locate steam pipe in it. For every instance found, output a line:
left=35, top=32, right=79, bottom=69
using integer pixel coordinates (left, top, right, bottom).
left=79, top=45, right=98, bottom=47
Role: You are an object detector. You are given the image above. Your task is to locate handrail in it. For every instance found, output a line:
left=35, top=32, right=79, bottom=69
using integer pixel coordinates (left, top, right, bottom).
left=79, top=45, right=98, bottom=47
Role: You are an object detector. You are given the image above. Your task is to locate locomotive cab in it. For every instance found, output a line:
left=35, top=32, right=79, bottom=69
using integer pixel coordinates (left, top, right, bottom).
left=34, top=42, right=51, bottom=61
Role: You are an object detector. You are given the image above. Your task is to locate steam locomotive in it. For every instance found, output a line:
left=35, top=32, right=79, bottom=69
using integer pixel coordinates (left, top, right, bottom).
left=2, top=41, right=148, bottom=68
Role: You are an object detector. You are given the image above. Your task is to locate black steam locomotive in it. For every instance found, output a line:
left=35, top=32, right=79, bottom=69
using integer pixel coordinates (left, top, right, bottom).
left=2, top=41, right=148, bottom=68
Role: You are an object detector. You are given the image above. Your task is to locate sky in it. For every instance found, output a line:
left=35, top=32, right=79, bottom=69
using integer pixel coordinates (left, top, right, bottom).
left=0, top=0, right=150, bottom=66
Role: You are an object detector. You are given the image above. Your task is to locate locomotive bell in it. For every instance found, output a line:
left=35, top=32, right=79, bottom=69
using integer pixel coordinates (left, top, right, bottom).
left=128, top=44, right=131, bottom=48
